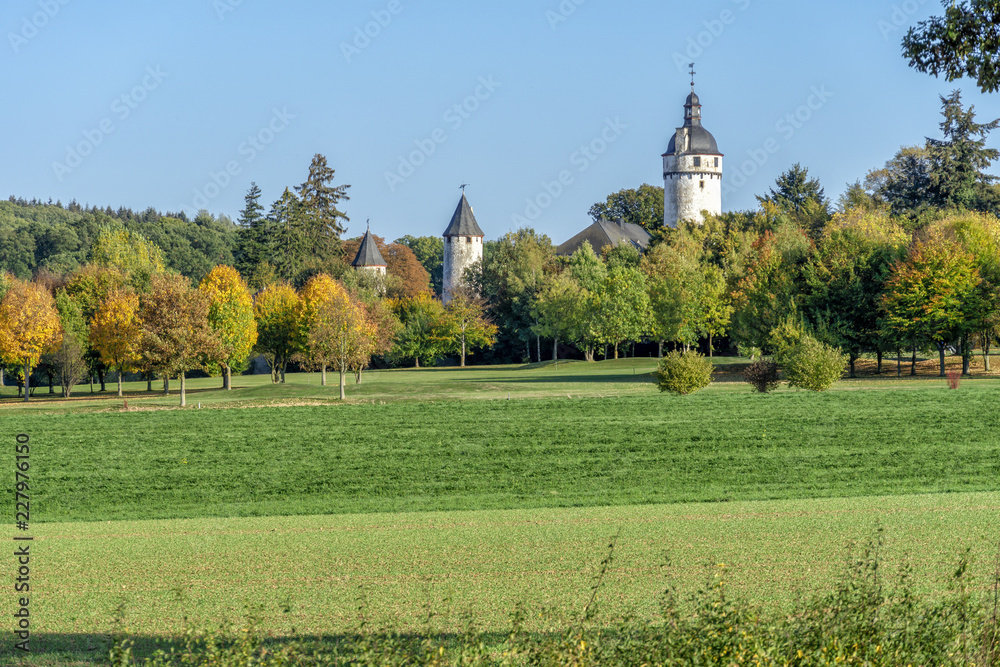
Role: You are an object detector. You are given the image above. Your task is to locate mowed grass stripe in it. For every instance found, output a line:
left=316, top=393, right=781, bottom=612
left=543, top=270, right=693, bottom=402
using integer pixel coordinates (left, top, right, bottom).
left=6, top=385, right=1000, bottom=523
left=25, top=492, right=1000, bottom=641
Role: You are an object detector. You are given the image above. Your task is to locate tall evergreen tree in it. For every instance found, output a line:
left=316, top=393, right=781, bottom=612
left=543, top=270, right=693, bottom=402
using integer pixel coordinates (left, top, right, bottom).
left=757, top=164, right=832, bottom=240
left=926, top=90, right=1000, bottom=212
left=295, top=154, right=351, bottom=260
left=234, top=182, right=268, bottom=279
left=268, top=188, right=307, bottom=283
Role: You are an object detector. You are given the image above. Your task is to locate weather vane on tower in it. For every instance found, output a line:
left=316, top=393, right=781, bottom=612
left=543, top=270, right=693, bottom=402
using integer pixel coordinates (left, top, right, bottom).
left=689, top=63, right=696, bottom=91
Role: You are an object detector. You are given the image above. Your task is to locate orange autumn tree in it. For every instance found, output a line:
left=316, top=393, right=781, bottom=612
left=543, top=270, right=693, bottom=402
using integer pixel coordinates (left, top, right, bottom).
left=199, top=266, right=258, bottom=390
left=89, top=288, right=143, bottom=397
left=0, top=278, right=63, bottom=402
left=139, top=274, right=220, bottom=407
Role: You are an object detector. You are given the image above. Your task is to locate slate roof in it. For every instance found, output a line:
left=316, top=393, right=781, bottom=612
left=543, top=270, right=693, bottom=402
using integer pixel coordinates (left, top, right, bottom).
left=352, top=227, right=387, bottom=267
left=555, top=217, right=652, bottom=256
left=443, top=193, right=485, bottom=237
left=664, top=87, right=721, bottom=156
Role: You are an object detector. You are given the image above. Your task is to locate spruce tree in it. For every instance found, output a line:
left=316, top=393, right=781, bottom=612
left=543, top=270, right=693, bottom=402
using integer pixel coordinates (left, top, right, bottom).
left=926, top=90, right=1000, bottom=212
left=234, top=182, right=267, bottom=279
left=295, top=154, right=351, bottom=261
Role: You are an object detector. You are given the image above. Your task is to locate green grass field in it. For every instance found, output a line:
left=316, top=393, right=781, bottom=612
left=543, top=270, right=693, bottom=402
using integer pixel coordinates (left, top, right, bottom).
left=2, top=359, right=999, bottom=665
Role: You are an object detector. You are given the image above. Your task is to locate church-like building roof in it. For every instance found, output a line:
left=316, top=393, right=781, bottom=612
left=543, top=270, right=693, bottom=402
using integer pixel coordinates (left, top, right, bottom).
left=555, top=217, right=652, bottom=256
left=443, top=193, right=484, bottom=237
left=352, top=226, right=387, bottom=268
left=664, top=89, right=721, bottom=156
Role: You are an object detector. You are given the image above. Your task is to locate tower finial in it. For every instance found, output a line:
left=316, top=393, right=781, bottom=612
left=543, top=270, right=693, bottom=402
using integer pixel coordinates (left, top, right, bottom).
left=366, top=218, right=370, bottom=232
left=689, top=63, right=696, bottom=91
left=459, top=183, right=469, bottom=192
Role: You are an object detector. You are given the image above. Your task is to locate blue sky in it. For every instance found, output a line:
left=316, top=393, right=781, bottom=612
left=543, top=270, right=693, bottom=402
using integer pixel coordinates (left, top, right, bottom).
left=1, top=0, right=997, bottom=245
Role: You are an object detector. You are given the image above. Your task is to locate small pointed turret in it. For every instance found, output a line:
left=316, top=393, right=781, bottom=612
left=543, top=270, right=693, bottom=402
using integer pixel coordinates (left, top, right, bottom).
left=352, top=221, right=387, bottom=276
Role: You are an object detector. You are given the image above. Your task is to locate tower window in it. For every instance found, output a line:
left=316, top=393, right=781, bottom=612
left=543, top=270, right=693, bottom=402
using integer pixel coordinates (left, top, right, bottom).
left=700, top=180, right=705, bottom=189
left=693, top=157, right=701, bottom=167
left=714, top=157, right=719, bottom=167
left=466, top=237, right=471, bottom=244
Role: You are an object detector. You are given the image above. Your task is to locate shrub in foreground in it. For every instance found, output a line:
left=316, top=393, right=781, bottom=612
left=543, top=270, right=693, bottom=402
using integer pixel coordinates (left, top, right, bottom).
left=743, top=358, right=781, bottom=393
left=108, top=536, right=1000, bottom=666
left=782, top=335, right=847, bottom=392
left=655, top=351, right=713, bottom=395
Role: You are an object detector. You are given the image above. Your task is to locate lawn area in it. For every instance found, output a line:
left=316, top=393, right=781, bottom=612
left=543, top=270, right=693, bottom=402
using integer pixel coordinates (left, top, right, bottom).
left=1, top=373, right=999, bottom=522
left=2, top=358, right=1000, bottom=665
left=10, top=492, right=1000, bottom=665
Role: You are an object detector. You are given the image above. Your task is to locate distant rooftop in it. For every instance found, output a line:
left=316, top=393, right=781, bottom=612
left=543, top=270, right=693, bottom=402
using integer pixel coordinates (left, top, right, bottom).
left=556, top=217, right=652, bottom=256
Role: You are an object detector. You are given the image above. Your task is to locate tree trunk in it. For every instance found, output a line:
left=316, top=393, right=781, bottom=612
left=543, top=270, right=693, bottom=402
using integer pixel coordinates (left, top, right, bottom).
left=536, top=335, right=541, bottom=364
left=48, top=371, right=54, bottom=394
left=848, top=354, right=856, bottom=378
left=708, top=333, right=714, bottom=358
left=179, top=371, right=186, bottom=407
left=937, top=342, right=946, bottom=377
left=553, top=337, right=558, bottom=362
left=147, top=374, right=152, bottom=392
left=321, top=365, right=327, bottom=387
left=164, top=375, right=170, bottom=395
left=90, top=374, right=94, bottom=394
left=876, top=349, right=883, bottom=374
left=224, top=365, right=232, bottom=390
left=461, top=334, right=467, bottom=367
left=354, top=368, right=363, bottom=384
left=962, top=334, right=972, bottom=376
left=98, top=368, right=106, bottom=392
left=415, top=357, right=420, bottom=369
left=613, top=342, right=619, bottom=360
left=23, top=360, right=30, bottom=403
left=911, top=344, right=917, bottom=376
left=658, top=341, right=663, bottom=358
left=896, top=349, right=901, bottom=378
left=280, top=362, right=286, bottom=384
left=339, top=370, right=346, bottom=400
left=117, top=368, right=123, bottom=397
left=984, top=334, right=992, bottom=372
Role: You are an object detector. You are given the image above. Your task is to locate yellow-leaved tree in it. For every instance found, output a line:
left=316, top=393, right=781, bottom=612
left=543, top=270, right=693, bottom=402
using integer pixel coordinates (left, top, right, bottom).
left=89, top=288, right=143, bottom=397
left=253, top=282, right=301, bottom=384
left=0, top=278, right=63, bottom=402
left=199, top=266, right=258, bottom=390
left=296, top=274, right=343, bottom=387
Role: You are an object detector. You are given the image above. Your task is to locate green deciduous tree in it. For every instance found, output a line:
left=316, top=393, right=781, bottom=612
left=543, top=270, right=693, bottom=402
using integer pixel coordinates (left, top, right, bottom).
left=588, top=184, right=665, bottom=234
left=596, top=265, right=650, bottom=359
left=89, top=224, right=166, bottom=291
left=882, top=234, right=983, bottom=376
left=50, top=290, right=88, bottom=397
left=902, top=0, right=1000, bottom=93
left=390, top=293, right=448, bottom=368
left=442, top=287, right=497, bottom=367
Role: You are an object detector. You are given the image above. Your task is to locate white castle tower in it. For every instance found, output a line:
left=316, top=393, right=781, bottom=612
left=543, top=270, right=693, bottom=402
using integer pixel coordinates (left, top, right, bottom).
left=663, top=67, right=723, bottom=227
left=442, top=190, right=484, bottom=304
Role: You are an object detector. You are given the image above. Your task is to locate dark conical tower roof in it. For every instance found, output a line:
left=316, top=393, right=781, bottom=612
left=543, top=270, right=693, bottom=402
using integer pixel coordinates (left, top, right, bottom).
left=352, top=225, right=387, bottom=267
left=443, top=193, right=484, bottom=237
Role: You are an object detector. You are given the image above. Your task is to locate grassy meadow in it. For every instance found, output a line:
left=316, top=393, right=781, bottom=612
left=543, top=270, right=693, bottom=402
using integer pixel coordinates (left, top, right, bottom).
left=2, top=357, right=1000, bottom=664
